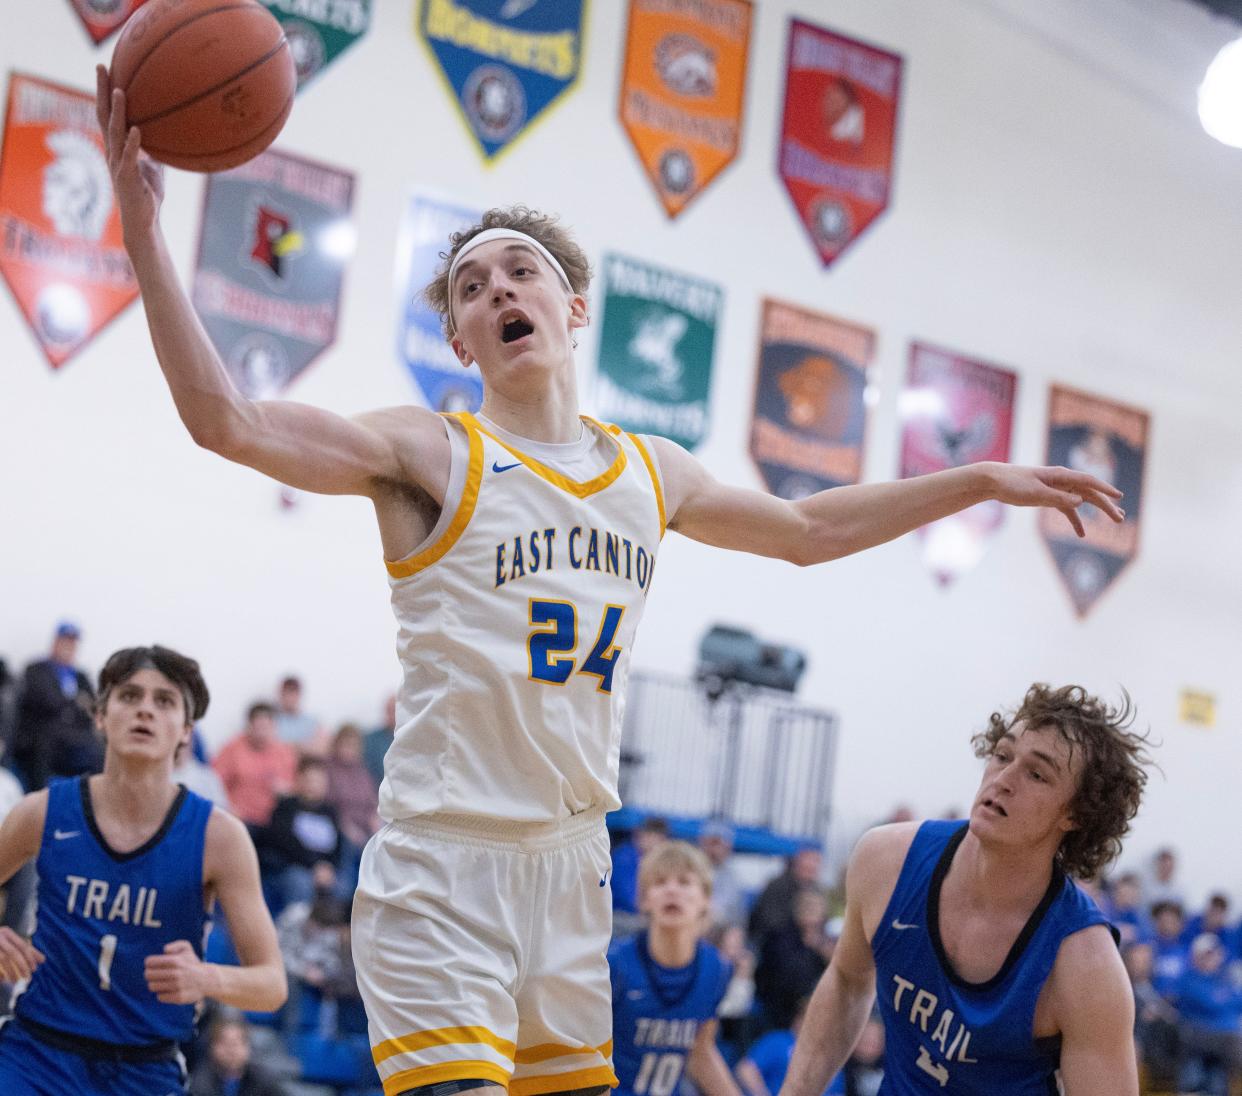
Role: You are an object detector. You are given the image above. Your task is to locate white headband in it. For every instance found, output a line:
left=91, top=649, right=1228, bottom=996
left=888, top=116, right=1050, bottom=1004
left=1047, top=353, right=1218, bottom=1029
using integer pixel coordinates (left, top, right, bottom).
left=446, top=228, right=574, bottom=333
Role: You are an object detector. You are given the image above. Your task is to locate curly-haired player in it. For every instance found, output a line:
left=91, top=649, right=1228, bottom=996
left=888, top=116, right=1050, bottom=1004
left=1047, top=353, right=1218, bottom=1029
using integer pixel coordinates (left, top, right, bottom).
left=779, top=684, right=1151, bottom=1096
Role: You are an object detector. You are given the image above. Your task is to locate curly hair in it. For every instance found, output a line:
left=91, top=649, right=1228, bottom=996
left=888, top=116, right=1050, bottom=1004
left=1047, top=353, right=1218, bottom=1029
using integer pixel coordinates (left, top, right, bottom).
left=971, top=683, right=1152, bottom=879
left=423, top=205, right=592, bottom=337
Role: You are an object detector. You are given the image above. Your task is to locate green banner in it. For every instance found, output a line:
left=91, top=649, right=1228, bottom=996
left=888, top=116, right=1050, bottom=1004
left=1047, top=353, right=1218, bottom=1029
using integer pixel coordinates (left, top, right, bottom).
left=260, top=0, right=372, bottom=90
left=594, top=252, right=721, bottom=451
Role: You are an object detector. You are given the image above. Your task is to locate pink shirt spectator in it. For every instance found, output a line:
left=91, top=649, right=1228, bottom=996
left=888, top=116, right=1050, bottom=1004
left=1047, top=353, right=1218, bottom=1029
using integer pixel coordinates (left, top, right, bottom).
left=212, top=703, right=297, bottom=825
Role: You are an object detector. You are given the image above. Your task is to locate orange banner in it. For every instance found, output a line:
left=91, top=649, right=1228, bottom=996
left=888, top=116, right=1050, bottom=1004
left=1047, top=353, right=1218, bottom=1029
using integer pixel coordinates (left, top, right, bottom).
left=0, top=74, right=138, bottom=370
left=618, top=0, right=752, bottom=218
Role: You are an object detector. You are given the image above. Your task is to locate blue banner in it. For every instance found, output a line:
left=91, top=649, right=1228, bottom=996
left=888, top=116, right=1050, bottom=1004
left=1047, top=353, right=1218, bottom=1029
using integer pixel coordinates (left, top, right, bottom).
left=395, top=193, right=483, bottom=412
left=418, top=0, right=587, bottom=162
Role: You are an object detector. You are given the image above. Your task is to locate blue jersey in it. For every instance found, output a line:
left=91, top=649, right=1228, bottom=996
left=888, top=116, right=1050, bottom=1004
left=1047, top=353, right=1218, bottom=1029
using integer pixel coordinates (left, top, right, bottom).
left=871, top=821, right=1110, bottom=1095
left=16, top=777, right=214, bottom=1046
left=610, top=932, right=731, bottom=1096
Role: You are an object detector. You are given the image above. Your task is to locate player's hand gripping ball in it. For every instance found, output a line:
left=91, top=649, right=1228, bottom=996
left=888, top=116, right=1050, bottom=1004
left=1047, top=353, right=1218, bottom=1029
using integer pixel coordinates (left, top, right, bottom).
left=109, top=0, right=296, bottom=172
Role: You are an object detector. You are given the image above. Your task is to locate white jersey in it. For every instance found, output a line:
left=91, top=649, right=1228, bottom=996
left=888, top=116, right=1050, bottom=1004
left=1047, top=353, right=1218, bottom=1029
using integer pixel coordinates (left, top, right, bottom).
left=379, top=412, right=665, bottom=824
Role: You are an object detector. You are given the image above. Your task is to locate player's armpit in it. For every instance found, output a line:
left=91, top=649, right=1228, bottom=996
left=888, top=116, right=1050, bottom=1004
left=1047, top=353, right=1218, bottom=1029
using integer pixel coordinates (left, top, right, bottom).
left=1048, top=927, right=1139, bottom=1096
left=201, top=809, right=288, bottom=1012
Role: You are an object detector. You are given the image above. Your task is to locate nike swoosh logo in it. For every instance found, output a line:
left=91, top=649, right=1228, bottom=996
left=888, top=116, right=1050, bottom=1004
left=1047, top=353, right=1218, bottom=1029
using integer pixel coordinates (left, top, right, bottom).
left=54, top=829, right=80, bottom=840
left=599, top=870, right=612, bottom=887
left=627, top=989, right=644, bottom=1000
left=891, top=920, right=919, bottom=931
left=492, top=460, right=522, bottom=473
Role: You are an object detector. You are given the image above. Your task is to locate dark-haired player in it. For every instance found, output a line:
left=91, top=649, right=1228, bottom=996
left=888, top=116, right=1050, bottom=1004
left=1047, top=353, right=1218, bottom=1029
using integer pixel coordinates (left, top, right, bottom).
left=0, top=645, right=286, bottom=1095
left=779, top=685, right=1151, bottom=1096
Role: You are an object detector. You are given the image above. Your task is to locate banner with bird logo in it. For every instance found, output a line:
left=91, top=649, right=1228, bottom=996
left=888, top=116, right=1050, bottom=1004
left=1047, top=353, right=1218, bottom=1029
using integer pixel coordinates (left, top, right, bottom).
left=899, top=342, right=1017, bottom=586
left=192, top=148, right=354, bottom=398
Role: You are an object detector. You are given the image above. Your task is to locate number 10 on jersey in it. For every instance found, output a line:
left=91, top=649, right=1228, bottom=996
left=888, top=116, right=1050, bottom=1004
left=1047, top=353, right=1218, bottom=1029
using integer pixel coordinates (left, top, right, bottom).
left=527, top=599, right=626, bottom=693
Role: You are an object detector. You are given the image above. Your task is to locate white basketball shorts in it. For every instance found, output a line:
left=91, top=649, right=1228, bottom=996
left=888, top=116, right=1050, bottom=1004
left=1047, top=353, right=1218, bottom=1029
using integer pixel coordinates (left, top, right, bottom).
left=352, top=808, right=617, bottom=1096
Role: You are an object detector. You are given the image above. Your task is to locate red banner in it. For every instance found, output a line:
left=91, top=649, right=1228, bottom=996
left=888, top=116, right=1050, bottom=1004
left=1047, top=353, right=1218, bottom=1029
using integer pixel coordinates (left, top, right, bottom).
left=0, top=74, right=138, bottom=370
left=778, top=18, right=902, bottom=267
left=66, top=0, right=149, bottom=45
left=900, top=343, right=1017, bottom=585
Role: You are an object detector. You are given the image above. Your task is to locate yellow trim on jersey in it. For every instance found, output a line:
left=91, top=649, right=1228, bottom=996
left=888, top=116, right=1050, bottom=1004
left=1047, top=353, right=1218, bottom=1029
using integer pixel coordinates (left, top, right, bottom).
left=514, top=1040, right=614, bottom=1065
left=372, top=1024, right=518, bottom=1065
left=385, top=414, right=484, bottom=579
left=626, top=432, right=667, bottom=538
left=465, top=413, right=627, bottom=499
left=382, top=1060, right=513, bottom=1096
left=510, top=1065, right=619, bottom=1095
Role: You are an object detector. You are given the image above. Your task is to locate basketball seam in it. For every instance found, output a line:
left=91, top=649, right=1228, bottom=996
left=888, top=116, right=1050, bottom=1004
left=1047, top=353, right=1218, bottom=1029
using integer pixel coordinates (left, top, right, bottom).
left=119, top=2, right=257, bottom=94
left=130, top=38, right=290, bottom=129
left=143, top=90, right=294, bottom=166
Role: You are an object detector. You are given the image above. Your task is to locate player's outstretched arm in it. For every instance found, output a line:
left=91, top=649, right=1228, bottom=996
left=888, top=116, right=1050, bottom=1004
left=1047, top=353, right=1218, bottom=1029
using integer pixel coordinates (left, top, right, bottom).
left=687, top=1019, right=744, bottom=1096
left=94, top=67, right=437, bottom=498
left=777, top=834, right=883, bottom=1096
left=1049, top=926, right=1140, bottom=1096
left=651, top=438, right=1124, bottom=565
left=144, top=809, right=287, bottom=1012
left=0, top=793, right=48, bottom=982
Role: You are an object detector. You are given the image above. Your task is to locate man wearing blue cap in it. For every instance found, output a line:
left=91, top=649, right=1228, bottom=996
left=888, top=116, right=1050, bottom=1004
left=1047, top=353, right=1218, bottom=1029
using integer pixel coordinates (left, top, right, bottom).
left=10, top=622, right=102, bottom=792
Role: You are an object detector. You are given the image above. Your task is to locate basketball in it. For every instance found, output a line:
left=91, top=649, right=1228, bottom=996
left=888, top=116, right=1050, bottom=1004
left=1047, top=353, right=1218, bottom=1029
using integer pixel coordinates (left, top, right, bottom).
left=109, top=0, right=296, bottom=173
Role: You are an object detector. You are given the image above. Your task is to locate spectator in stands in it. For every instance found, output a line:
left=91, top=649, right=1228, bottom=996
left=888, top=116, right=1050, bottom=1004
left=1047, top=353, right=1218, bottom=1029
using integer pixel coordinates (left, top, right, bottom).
left=212, top=702, right=297, bottom=826
left=362, top=693, right=396, bottom=788
left=1150, top=900, right=1191, bottom=998
left=1174, top=934, right=1242, bottom=1096
left=611, top=816, right=669, bottom=922
left=1145, top=846, right=1185, bottom=908
left=755, top=888, right=834, bottom=1029
left=1124, top=940, right=1179, bottom=1090
left=325, top=724, right=380, bottom=849
left=274, top=675, right=325, bottom=755
left=261, top=755, right=345, bottom=909
left=189, top=1014, right=289, bottom=1096
left=830, top=1014, right=884, bottom=1096
left=1102, top=871, right=1149, bottom=946
left=736, top=997, right=811, bottom=1096
left=1186, top=892, right=1234, bottom=955
left=0, top=765, right=29, bottom=936
left=172, top=738, right=228, bottom=806
left=711, top=923, right=756, bottom=1058
left=748, top=843, right=823, bottom=950
left=0, top=656, right=16, bottom=751
left=10, top=621, right=101, bottom=790
left=700, top=818, right=747, bottom=929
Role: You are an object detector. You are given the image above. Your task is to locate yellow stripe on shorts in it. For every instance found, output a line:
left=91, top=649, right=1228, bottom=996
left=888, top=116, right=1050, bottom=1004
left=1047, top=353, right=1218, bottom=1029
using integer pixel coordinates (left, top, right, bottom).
left=383, top=1060, right=513, bottom=1096
left=510, top=1064, right=619, bottom=1096
left=514, top=1040, right=614, bottom=1065
left=373, top=1025, right=518, bottom=1066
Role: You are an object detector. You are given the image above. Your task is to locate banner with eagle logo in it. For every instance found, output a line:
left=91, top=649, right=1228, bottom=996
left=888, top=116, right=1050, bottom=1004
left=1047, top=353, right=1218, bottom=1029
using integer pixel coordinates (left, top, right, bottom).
left=191, top=148, right=354, bottom=398
left=594, top=252, right=722, bottom=451
left=778, top=18, right=902, bottom=268
left=750, top=299, right=873, bottom=498
left=65, top=0, right=148, bottom=45
left=0, top=73, right=138, bottom=370
left=618, top=0, right=752, bottom=218
left=418, top=0, right=587, bottom=163
left=1040, top=385, right=1147, bottom=617
left=899, top=342, right=1017, bottom=585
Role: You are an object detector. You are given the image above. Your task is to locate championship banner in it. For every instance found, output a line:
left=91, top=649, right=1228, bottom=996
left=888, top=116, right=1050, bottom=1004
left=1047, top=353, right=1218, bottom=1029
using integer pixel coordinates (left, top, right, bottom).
left=750, top=299, right=873, bottom=498
left=900, top=343, right=1017, bottom=585
left=1040, top=386, right=1148, bottom=618
left=66, top=0, right=148, bottom=45
left=618, top=0, right=752, bottom=218
left=0, top=74, right=138, bottom=370
left=395, top=192, right=482, bottom=412
left=259, top=0, right=372, bottom=90
left=595, top=252, right=722, bottom=451
left=191, top=149, right=354, bottom=398
left=778, top=18, right=902, bottom=267
left=418, top=0, right=586, bottom=162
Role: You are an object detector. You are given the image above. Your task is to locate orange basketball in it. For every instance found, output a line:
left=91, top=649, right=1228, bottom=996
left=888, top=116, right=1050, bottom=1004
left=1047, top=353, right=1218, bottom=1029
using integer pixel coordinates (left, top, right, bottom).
left=109, top=0, right=296, bottom=173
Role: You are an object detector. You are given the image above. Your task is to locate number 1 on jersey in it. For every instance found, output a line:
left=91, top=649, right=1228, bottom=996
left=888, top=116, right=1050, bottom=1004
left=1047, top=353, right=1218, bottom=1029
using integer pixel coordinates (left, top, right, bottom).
left=98, top=933, right=117, bottom=991
left=527, top=600, right=626, bottom=693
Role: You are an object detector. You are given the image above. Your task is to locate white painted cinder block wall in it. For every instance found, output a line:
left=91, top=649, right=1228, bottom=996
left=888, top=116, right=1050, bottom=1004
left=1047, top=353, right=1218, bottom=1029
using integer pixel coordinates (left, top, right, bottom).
left=3, top=0, right=1241, bottom=902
